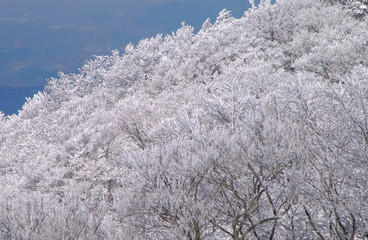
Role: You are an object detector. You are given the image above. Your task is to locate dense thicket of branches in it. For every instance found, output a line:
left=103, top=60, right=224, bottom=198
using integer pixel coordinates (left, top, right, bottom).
left=1, top=0, right=368, bottom=239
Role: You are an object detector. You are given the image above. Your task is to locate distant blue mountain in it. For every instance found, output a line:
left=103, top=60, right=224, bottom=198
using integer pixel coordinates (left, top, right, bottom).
left=0, top=87, right=44, bottom=116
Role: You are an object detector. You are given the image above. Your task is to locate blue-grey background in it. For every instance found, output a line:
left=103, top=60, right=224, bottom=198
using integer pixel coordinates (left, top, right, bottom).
left=0, top=0, right=254, bottom=115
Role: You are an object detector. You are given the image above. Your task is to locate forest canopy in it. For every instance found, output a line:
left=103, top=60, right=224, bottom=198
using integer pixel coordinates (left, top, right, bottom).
left=1, top=0, right=368, bottom=239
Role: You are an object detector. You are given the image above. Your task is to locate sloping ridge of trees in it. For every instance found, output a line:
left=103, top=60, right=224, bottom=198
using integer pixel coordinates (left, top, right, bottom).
left=1, top=0, right=368, bottom=239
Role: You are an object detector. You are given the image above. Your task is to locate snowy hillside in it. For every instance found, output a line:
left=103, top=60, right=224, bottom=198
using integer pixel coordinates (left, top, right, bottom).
left=1, top=0, right=368, bottom=239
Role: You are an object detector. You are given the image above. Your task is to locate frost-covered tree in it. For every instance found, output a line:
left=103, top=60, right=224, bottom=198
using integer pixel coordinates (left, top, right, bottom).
left=328, top=0, right=368, bottom=18
left=1, top=0, right=368, bottom=239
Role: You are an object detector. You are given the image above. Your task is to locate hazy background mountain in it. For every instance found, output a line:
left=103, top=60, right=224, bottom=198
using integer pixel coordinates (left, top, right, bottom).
left=0, top=0, right=255, bottom=115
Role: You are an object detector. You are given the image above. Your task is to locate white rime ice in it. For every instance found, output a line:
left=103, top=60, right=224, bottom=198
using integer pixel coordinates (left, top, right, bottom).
left=1, top=0, right=368, bottom=239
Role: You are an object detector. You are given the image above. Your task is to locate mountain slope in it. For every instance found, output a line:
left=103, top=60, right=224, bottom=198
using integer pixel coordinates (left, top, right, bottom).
left=1, top=0, right=368, bottom=239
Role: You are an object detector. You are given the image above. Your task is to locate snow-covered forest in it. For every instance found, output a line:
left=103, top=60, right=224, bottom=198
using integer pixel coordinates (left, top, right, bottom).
left=1, top=0, right=368, bottom=239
